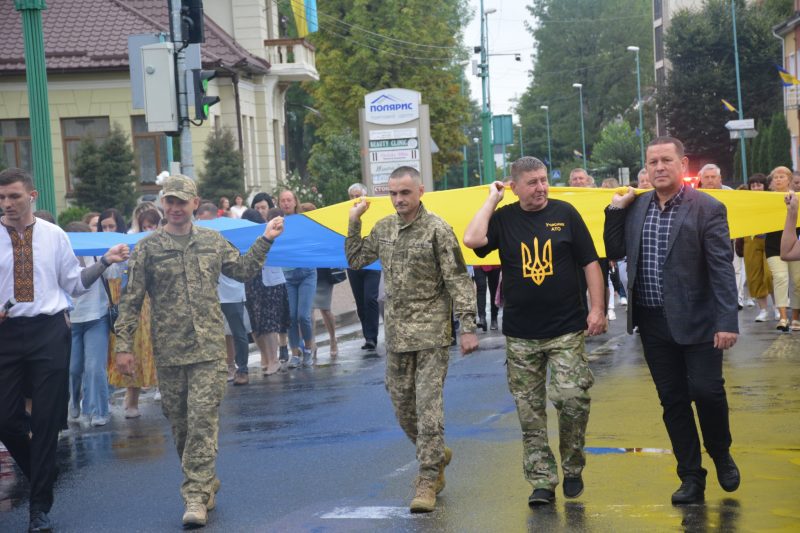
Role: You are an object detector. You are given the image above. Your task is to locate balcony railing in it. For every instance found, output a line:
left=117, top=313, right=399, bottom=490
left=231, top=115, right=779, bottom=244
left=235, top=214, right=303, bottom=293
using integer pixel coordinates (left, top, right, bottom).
left=264, top=38, right=319, bottom=82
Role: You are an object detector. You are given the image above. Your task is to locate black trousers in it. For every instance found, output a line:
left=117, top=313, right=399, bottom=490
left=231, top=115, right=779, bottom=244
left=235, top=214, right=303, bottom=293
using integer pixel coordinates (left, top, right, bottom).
left=0, top=312, right=71, bottom=513
left=474, top=267, right=500, bottom=322
left=636, top=306, right=732, bottom=486
left=347, top=268, right=381, bottom=343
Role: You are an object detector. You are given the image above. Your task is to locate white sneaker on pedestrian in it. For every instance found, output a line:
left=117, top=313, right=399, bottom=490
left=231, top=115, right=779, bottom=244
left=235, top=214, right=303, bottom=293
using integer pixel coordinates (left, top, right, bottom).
left=774, top=309, right=781, bottom=321
left=153, top=389, right=161, bottom=401
left=746, top=298, right=755, bottom=308
left=125, top=407, right=141, bottom=419
left=90, top=415, right=109, bottom=427
left=288, top=355, right=301, bottom=369
left=619, top=297, right=628, bottom=307
left=69, top=404, right=80, bottom=419
left=754, top=309, right=769, bottom=322
left=607, top=309, right=616, bottom=321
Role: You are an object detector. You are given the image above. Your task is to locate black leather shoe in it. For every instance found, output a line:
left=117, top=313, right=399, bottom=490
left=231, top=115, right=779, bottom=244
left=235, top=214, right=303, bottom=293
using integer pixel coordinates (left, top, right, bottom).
left=713, top=453, right=740, bottom=492
left=29, top=510, right=53, bottom=532
left=671, top=481, right=705, bottom=505
left=528, top=488, right=555, bottom=507
left=361, top=341, right=376, bottom=350
left=477, top=319, right=487, bottom=332
left=563, top=476, right=584, bottom=498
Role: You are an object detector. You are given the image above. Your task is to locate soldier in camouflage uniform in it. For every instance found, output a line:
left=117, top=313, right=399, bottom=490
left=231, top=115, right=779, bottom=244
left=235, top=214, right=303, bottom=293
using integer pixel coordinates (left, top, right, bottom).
left=346, top=166, right=479, bottom=513
left=115, top=175, right=284, bottom=528
left=463, top=157, right=606, bottom=507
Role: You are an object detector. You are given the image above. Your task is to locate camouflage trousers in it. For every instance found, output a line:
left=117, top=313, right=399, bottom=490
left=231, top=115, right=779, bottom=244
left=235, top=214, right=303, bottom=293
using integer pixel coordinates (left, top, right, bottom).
left=385, top=346, right=449, bottom=481
left=506, top=331, right=594, bottom=490
left=158, top=359, right=227, bottom=505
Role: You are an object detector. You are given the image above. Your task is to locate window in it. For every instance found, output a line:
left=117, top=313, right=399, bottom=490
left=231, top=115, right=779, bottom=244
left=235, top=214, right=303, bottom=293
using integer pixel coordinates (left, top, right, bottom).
left=655, top=26, right=664, bottom=62
left=132, top=116, right=170, bottom=183
left=61, top=117, right=110, bottom=191
left=656, top=66, right=666, bottom=88
left=1, top=119, right=33, bottom=172
left=653, top=0, right=662, bottom=20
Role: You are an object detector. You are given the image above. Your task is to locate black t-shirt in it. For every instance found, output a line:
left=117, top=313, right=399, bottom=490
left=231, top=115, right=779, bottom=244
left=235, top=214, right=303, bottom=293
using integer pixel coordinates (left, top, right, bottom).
left=765, top=228, right=800, bottom=258
left=474, top=199, right=599, bottom=339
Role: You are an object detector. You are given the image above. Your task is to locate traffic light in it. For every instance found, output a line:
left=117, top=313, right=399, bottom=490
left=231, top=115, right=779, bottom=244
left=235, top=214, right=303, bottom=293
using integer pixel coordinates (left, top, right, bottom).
left=181, top=0, right=205, bottom=44
left=192, top=69, right=220, bottom=120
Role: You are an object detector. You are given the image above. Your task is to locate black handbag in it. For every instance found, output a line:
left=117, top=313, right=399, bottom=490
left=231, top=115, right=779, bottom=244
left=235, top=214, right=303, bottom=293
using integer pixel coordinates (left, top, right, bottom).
left=99, top=268, right=119, bottom=333
left=328, top=268, right=347, bottom=284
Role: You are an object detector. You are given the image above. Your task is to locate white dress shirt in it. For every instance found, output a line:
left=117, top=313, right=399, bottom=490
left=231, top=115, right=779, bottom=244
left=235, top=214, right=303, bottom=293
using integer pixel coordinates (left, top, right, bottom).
left=217, top=274, right=246, bottom=303
left=1, top=218, right=89, bottom=318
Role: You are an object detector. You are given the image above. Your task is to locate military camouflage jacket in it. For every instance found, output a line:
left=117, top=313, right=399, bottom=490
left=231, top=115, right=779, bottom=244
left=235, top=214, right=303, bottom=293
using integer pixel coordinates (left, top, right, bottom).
left=346, top=203, right=476, bottom=353
left=116, top=225, right=271, bottom=366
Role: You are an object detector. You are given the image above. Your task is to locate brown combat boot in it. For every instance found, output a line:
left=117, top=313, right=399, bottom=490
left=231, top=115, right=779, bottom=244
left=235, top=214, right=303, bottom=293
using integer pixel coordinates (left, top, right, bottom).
left=206, top=478, right=221, bottom=511
left=410, top=477, right=437, bottom=513
left=435, top=447, right=453, bottom=494
left=233, top=371, right=249, bottom=386
left=182, top=502, right=208, bottom=527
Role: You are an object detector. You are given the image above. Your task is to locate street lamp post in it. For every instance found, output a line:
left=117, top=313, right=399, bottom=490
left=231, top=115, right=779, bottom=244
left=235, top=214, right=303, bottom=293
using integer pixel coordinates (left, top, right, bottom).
left=478, top=1, right=496, bottom=184
left=627, top=45, right=645, bottom=169
left=573, top=83, right=587, bottom=169
left=540, top=105, right=552, bottom=172
left=731, top=0, right=748, bottom=183
left=474, top=137, right=483, bottom=185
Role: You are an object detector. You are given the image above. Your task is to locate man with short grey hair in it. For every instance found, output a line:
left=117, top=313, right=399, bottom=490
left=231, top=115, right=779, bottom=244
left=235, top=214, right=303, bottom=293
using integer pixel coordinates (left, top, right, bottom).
left=637, top=168, right=653, bottom=189
left=569, top=168, right=594, bottom=188
left=464, top=156, right=605, bottom=508
left=698, top=163, right=732, bottom=190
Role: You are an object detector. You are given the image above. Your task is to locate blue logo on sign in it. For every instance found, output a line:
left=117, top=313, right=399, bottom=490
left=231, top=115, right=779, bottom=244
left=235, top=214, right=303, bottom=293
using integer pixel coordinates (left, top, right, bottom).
left=370, top=94, right=413, bottom=113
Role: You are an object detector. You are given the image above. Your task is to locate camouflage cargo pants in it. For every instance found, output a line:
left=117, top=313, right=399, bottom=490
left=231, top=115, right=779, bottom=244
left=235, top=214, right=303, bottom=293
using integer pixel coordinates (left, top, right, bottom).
left=158, top=359, right=227, bottom=505
left=506, top=331, right=594, bottom=490
left=385, top=346, right=449, bottom=481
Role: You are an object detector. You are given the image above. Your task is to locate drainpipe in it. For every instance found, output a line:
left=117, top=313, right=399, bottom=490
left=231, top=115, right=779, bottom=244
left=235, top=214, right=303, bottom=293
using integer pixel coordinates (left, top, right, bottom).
left=217, top=64, right=244, bottom=155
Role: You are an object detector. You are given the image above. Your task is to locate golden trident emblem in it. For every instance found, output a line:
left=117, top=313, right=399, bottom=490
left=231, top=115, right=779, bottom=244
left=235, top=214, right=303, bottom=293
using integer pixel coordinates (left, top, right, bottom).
left=521, top=237, right=553, bottom=286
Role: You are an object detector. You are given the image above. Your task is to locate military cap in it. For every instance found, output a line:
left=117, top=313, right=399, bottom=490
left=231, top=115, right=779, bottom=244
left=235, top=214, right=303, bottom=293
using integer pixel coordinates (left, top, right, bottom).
left=161, top=174, right=198, bottom=201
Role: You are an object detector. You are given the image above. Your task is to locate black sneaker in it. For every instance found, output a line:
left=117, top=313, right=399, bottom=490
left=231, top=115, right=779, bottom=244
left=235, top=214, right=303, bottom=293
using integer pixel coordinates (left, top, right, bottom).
left=671, top=481, right=705, bottom=505
left=29, top=510, right=53, bottom=532
left=563, top=476, right=584, bottom=498
left=490, top=319, right=498, bottom=331
left=362, top=341, right=376, bottom=350
left=713, top=453, right=740, bottom=492
left=528, top=488, right=555, bottom=507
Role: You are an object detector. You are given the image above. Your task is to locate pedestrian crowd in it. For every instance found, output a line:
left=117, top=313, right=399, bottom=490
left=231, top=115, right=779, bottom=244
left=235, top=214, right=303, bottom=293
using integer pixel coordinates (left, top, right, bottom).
left=2, top=136, right=800, bottom=530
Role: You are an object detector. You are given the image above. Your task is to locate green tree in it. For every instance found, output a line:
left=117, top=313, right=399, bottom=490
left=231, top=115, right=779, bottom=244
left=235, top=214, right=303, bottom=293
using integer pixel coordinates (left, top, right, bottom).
left=306, top=0, right=471, bottom=182
left=285, top=83, right=318, bottom=178
left=58, top=206, right=90, bottom=229
left=661, top=0, right=787, bottom=178
left=307, top=129, right=361, bottom=205
left=199, top=127, right=244, bottom=203
left=74, top=124, right=137, bottom=216
left=516, top=0, right=653, bottom=173
left=751, top=119, right=766, bottom=175
left=589, top=121, right=648, bottom=176
left=766, top=112, right=793, bottom=171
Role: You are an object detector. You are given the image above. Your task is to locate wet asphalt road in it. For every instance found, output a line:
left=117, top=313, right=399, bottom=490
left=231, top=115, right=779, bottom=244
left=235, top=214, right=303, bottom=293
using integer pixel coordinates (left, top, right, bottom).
left=1, top=306, right=799, bottom=532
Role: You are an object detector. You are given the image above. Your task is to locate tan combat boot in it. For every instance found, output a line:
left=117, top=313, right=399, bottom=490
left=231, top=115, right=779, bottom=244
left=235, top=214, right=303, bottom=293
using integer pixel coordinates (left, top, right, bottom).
left=206, top=478, right=221, bottom=511
left=435, top=447, right=453, bottom=494
left=182, top=502, right=208, bottom=527
left=410, top=477, right=437, bottom=513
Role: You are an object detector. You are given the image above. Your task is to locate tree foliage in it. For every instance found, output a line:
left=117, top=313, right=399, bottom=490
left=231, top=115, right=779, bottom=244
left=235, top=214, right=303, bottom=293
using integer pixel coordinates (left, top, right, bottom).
left=516, top=0, right=654, bottom=177
left=199, top=127, right=245, bottom=203
left=766, top=112, right=793, bottom=172
left=661, top=0, right=789, bottom=178
left=74, top=124, right=137, bottom=216
left=589, top=121, right=648, bottom=176
left=305, top=0, right=471, bottom=182
left=307, top=129, right=361, bottom=204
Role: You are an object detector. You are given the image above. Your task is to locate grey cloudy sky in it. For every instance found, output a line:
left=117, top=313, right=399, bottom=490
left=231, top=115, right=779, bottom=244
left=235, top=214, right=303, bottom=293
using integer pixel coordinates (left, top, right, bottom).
left=464, top=0, right=535, bottom=118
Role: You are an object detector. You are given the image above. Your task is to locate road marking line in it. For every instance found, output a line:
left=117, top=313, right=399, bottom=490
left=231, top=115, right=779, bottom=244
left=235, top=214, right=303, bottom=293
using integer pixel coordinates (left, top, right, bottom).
left=321, top=506, right=414, bottom=519
left=387, top=460, right=416, bottom=477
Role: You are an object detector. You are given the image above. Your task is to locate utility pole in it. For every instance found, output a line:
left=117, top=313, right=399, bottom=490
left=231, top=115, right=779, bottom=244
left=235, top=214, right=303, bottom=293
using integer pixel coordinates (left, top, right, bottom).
left=169, top=0, right=194, bottom=178
left=478, top=0, right=495, bottom=184
left=731, top=0, right=747, bottom=184
left=14, top=0, right=56, bottom=216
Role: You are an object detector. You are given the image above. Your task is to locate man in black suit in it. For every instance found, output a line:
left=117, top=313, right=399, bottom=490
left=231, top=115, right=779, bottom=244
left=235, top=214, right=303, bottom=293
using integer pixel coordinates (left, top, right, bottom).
left=603, top=137, right=740, bottom=505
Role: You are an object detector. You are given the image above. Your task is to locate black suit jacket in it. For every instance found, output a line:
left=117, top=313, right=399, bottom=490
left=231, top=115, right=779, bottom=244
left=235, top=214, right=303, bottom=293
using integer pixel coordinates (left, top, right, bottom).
left=604, top=186, right=739, bottom=344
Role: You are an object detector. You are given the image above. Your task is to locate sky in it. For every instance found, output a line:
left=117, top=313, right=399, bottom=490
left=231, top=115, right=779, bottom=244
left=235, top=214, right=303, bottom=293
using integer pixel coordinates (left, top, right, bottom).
left=463, top=0, right=535, bottom=118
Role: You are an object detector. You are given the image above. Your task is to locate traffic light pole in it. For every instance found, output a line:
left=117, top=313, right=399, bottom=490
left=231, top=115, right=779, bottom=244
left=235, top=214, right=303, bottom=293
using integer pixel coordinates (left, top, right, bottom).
left=169, top=0, right=195, bottom=178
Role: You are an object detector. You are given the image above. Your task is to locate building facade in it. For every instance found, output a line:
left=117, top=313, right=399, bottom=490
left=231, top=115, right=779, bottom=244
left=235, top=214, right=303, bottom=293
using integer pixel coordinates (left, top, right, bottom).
left=0, top=0, right=317, bottom=213
left=774, top=2, right=800, bottom=170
